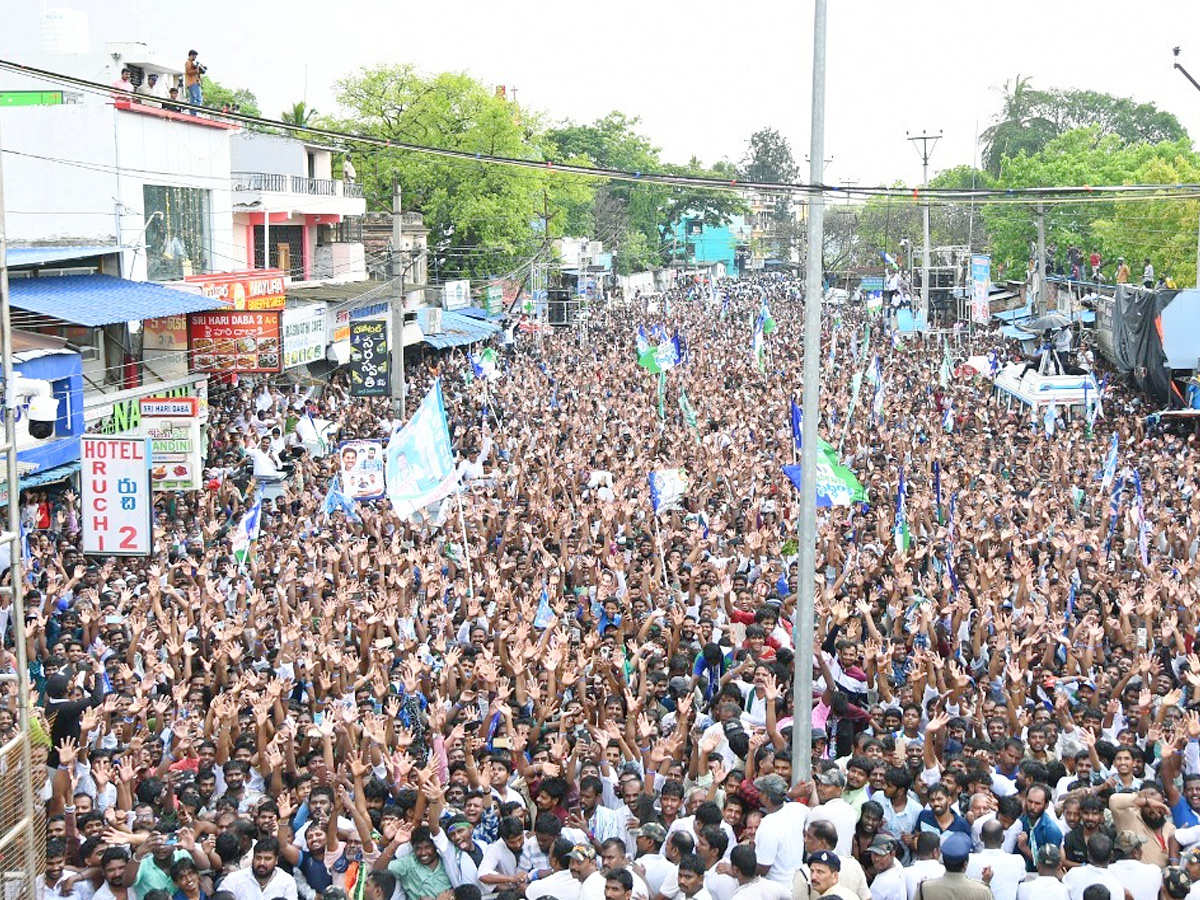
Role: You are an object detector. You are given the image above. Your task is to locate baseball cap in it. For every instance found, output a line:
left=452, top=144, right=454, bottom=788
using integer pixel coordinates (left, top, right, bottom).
left=753, top=774, right=789, bottom=803
left=1115, top=831, right=1147, bottom=853
left=941, top=832, right=972, bottom=864
left=807, top=850, right=840, bottom=871
left=1037, top=845, right=1061, bottom=867
left=1164, top=867, right=1193, bottom=899
left=567, top=844, right=597, bottom=862
left=632, top=823, right=667, bottom=842
left=865, top=836, right=896, bottom=856
left=814, top=768, right=846, bottom=788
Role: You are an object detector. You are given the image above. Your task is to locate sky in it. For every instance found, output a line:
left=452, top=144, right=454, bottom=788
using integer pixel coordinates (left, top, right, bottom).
left=5, top=0, right=1200, bottom=190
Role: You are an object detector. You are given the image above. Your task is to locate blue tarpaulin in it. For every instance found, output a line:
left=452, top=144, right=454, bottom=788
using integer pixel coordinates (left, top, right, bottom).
left=9, top=274, right=222, bottom=326
left=421, top=311, right=501, bottom=350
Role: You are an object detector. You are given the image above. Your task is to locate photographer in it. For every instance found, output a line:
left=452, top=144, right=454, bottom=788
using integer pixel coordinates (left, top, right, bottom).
left=184, top=51, right=205, bottom=111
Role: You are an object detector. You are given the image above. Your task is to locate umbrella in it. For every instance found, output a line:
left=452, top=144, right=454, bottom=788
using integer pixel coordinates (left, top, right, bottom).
left=1016, top=313, right=1071, bottom=333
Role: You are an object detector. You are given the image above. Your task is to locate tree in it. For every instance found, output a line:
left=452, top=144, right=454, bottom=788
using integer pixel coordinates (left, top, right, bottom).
left=281, top=101, right=316, bottom=125
left=329, top=64, right=593, bottom=281
left=739, top=128, right=801, bottom=260
left=200, top=76, right=261, bottom=116
left=979, top=75, right=1059, bottom=176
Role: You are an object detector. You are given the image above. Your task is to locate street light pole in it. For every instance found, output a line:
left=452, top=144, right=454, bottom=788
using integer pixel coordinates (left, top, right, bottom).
left=389, top=182, right=406, bottom=420
left=907, top=131, right=941, bottom=327
left=793, top=0, right=827, bottom=789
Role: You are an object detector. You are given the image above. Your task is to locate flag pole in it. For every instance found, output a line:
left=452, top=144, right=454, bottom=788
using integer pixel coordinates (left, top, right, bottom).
left=793, top=0, right=827, bottom=790
left=455, top=488, right=474, bottom=599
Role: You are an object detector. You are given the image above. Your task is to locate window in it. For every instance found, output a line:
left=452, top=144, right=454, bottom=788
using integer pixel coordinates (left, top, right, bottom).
left=143, top=185, right=211, bottom=281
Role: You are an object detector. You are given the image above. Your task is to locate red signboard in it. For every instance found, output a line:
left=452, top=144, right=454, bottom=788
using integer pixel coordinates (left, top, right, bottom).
left=188, top=311, right=283, bottom=374
left=185, top=269, right=287, bottom=311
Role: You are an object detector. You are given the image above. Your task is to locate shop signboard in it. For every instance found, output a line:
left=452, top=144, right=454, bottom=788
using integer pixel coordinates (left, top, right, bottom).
left=282, top=303, right=328, bottom=369
left=81, top=436, right=153, bottom=556
left=188, top=311, right=283, bottom=374
left=139, top=397, right=203, bottom=492
left=442, top=280, right=471, bottom=311
left=185, top=269, right=287, bottom=310
left=349, top=321, right=388, bottom=397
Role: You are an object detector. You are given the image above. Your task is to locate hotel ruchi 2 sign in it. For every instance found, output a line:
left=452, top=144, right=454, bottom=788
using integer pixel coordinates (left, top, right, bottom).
left=185, top=269, right=287, bottom=311
left=81, top=436, right=153, bottom=556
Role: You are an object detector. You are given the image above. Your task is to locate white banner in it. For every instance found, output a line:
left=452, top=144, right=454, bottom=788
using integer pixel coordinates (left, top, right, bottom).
left=81, top=436, right=153, bottom=556
left=971, top=254, right=991, bottom=326
left=442, top=280, right=471, bottom=311
left=283, top=303, right=328, bottom=369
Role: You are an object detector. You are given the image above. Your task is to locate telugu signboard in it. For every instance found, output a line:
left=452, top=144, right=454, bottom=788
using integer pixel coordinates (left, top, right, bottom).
left=349, top=321, right=389, bottom=397
left=188, top=311, right=283, bottom=374
left=485, top=285, right=503, bottom=316
left=442, top=279, right=471, bottom=311
left=282, top=303, right=328, bottom=369
left=81, top=436, right=153, bottom=556
left=139, top=397, right=202, bottom=492
left=142, top=315, right=189, bottom=351
left=971, top=254, right=991, bottom=326
left=185, top=269, right=287, bottom=310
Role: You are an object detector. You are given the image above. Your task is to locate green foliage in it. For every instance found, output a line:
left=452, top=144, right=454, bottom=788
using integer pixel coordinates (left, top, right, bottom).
left=330, top=65, right=593, bottom=281
left=281, top=101, right=316, bottom=125
left=200, top=77, right=260, bottom=116
left=738, top=128, right=799, bottom=185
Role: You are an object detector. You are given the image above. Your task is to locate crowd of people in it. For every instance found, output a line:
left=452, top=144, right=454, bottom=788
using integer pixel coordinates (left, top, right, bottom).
left=4, top=272, right=1200, bottom=900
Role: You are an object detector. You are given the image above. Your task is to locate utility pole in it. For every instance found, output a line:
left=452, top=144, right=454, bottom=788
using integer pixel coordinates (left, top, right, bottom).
left=1036, top=197, right=1046, bottom=315
left=907, top=130, right=941, bottom=327
left=389, top=181, right=406, bottom=420
left=838, top=178, right=858, bottom=205
left=793, top=0, right=827, bottom=790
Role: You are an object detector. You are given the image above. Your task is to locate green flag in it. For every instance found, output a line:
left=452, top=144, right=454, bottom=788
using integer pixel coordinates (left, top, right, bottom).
left=657, top=371, right=666, bottom=420
left=679, top=390, right=699, bottom=436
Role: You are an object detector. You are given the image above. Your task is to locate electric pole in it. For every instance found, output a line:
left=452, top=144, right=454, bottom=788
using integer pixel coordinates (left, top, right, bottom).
left=389, top=181, right=406, bottom=419
left=793, top=0, right=827, bottom=789
left=907, top=130, right=941, bottom=327
left=1036, top=197, right=1046, bottom=315
left=1171, top=48, right=1200, bottom=286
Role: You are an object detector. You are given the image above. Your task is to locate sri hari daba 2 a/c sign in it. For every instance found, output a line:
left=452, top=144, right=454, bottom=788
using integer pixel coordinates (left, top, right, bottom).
left=81, top=436, right=153, bottom=556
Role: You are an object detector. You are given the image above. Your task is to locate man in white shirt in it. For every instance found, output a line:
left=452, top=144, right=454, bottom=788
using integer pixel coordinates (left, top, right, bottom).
left=1061, top=833, right=1124, bottom=900
left=527, top=837, right=581, bottom=900
left=966, top=821, right=1028, bottom=900
left=751, top=775, right=807, bottom=885
left=866, top=837, right=906, bottom=900
left=570, top=843, right=607, bottom=900
left=1108, top=831, right=1162, bottom=900
left=904, top=833, right=946, bottom=900
left=727, top=845, right=789, bottom=900
left=1017, top=845, right=1069, bottom=900
left=220, top=839, right=298, bottom=900
left=806, top=768, right=857, bottom=857
left=478, top=818, right=529, bottom=900
left=630, top=824, right=675, bottom=898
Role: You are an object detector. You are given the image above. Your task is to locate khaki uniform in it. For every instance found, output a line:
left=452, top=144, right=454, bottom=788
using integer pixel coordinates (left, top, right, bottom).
left=915, top=872, right=994, bottom=900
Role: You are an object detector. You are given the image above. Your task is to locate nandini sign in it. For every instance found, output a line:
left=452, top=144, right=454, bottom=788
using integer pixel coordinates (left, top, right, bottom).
left=80, top=436, right=153, bottom=556
left=139, top=397, right=202, bottom=492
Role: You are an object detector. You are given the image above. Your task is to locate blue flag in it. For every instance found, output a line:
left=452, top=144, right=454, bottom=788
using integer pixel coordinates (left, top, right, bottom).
left=323, top=481, right=362, bottom=522
left=791, top=400, right=803, bottom=451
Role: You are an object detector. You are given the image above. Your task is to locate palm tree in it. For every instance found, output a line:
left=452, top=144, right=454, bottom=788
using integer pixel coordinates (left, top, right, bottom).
left=980, top=76, right=1059, bottom=176
left=281, top=101, right=316, bottom=127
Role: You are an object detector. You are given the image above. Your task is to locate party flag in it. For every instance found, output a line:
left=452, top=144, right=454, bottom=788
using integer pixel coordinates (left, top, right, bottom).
left=894, top=469, right=911, bottom=553
left=649, top=469, right=688, bottom=514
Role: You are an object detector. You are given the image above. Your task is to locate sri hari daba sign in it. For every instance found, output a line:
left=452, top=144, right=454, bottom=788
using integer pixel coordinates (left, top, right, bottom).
left=139, top=397, right=203, bottom=492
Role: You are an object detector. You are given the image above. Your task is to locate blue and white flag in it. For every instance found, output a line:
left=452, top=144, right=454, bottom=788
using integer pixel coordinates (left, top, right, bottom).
left=1043, top=399, right=1058, bottom=439
left=1098, top=434, right=1119, bottom=491
left=791, top=400, right=803, bottom=452
left=1133, top=470, right=1149, bottom=566
left=322, top=482, right=361, bottom=523
left=988, top=349, right=999, bottom=377
left=533, top=586, right=556, bottom=629
left=636, top=325, right=651, bottom=357
left=881, top=250, right=899, bottom=267
left=942, top=404, right=954, bottom=433
left=386, top=380, right=461, bottom=522
left=470, top=347, right=500, bottom=381
left=1104, top=469, right=1127, bottom=559
left=894, top=469, right=911, bottom=553
left=232, top=493, right=263, bottom=566
left=649, top=468, right=688, bottom=514
left=751, top=312, right=765, bottom=371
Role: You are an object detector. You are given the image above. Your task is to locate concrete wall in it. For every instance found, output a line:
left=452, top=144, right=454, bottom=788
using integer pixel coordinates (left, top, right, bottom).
left=231, top=132, right=310, bottom=176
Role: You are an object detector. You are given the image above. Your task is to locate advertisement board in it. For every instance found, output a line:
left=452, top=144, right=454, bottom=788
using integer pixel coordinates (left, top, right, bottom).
left=349, top=321, right=389, bottom=397
left=485, top=285, right=503, bottom=316
left=442, top=279, right=471, bottom=311
left=337, top=439, right=386, bottom=500
left=188, top=311, right=283, bottom=374
left=142, top=315, right=189, bottom=351
left=282, top=303, right=328, bottom=369
left=139, top=397, right=203, bottom=492
left=971, top=254, right=991, bottom=326
left=81, top=436, right=153, bottom=556
left=185, top=269, right=287, bottom=310
left=87, top=376, right=209, bottom=434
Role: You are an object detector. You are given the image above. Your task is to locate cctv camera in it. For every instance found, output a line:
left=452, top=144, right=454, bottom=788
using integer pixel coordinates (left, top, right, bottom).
left=26, top=394, right=60, bottom=440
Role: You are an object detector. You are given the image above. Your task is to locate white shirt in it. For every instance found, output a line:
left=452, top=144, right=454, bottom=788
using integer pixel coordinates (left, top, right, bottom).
left=1109, top=859, right=1162, bottom=900
left=526, top=869, right=581, bottom=900
left=1062, top=864, right=1123, bottom=900
left=754, top=802, right=809, bottom=884
left=637, top=852, right=675, bottom=897
left=220, top=867, right=299, bottom=900
left=478, top=839, right=523, bottom=900
left=730, top=877, right=790, bottom=900
left=871, top=862, right=906, bottom=900
left=579, top=871, right=606, bottom=900
left=904, top=859, right=946, bottom=900
left=966, top=849, right=1028, bottom=900
left=1017, top=876, right=1070, bottom=900
left=664, top=817, right=737, bottom=860
left=806, top=799, right=858, bottom=856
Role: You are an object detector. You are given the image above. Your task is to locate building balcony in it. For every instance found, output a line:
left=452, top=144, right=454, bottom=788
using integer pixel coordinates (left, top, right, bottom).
left=231, top=171, right=366, bottom=217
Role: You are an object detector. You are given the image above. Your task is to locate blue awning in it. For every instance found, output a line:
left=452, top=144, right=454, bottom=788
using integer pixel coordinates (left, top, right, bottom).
left=993, top=305, right=1033, bottom=323
left=20, top=460, right=80, bottom=489
left=8, top=245, right=127, bottom=268
left=457, top=306, right=503, bottom=321
left=9, top=274, right=223, bottom=326
left=422, top=311, right=501, bottom=350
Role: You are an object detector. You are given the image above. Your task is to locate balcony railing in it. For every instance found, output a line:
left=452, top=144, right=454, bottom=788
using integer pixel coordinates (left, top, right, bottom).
left=232, top=172, right=365, bottom=199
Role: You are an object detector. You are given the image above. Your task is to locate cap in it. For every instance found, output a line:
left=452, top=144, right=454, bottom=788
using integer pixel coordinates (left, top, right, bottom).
left=753, top=774, right=789, bottom=803
left=567, top=844, right=597, bottom=862
left=1181, top=846, right=1200, bottom=866
left=811, top=728, right=828, bottom=742
left=865, top=836, right=896, bottom=856
left=668, top=676, right=691, bottom=694
left=941, top=832, right=973, bottom=864
left=1037, top=844, right=1061, bottom=867
left=1115, top=830, right=1147, bottom=853
left=632, top=823, right=667, bottom=842
left=814, top=768, right=846, bottom=788
left=807, top=850, right=840, bottom=871
left=1164, top=867, right=1193, bottom=899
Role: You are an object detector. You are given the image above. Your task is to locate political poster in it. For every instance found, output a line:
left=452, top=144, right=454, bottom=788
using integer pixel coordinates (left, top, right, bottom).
left=139, top=397, right=203, bottom=492
left=337, top=439, right=387, bottom=500
left=385, top=381, right=459, bottom=521
left=971, top=254, right=991, bottom=325
left=81, top=436, right=153, bottom=556
left=349, top=321, right=388, bottom=397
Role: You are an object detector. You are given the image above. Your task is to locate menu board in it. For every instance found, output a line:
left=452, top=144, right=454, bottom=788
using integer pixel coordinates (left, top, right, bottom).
left=349, top=321, right=388, bottom=397
left=188, top=311, right=283, bottom=374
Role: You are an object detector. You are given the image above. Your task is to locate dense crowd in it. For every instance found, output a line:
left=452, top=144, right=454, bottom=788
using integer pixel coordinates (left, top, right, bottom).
left=5, top=273, right=1200, bottom=900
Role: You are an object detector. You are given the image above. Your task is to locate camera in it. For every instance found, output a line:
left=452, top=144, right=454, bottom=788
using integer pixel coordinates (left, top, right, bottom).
left=196, top=63, right=207, bottom=75
left=24, top=392, right=60, bottom=440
